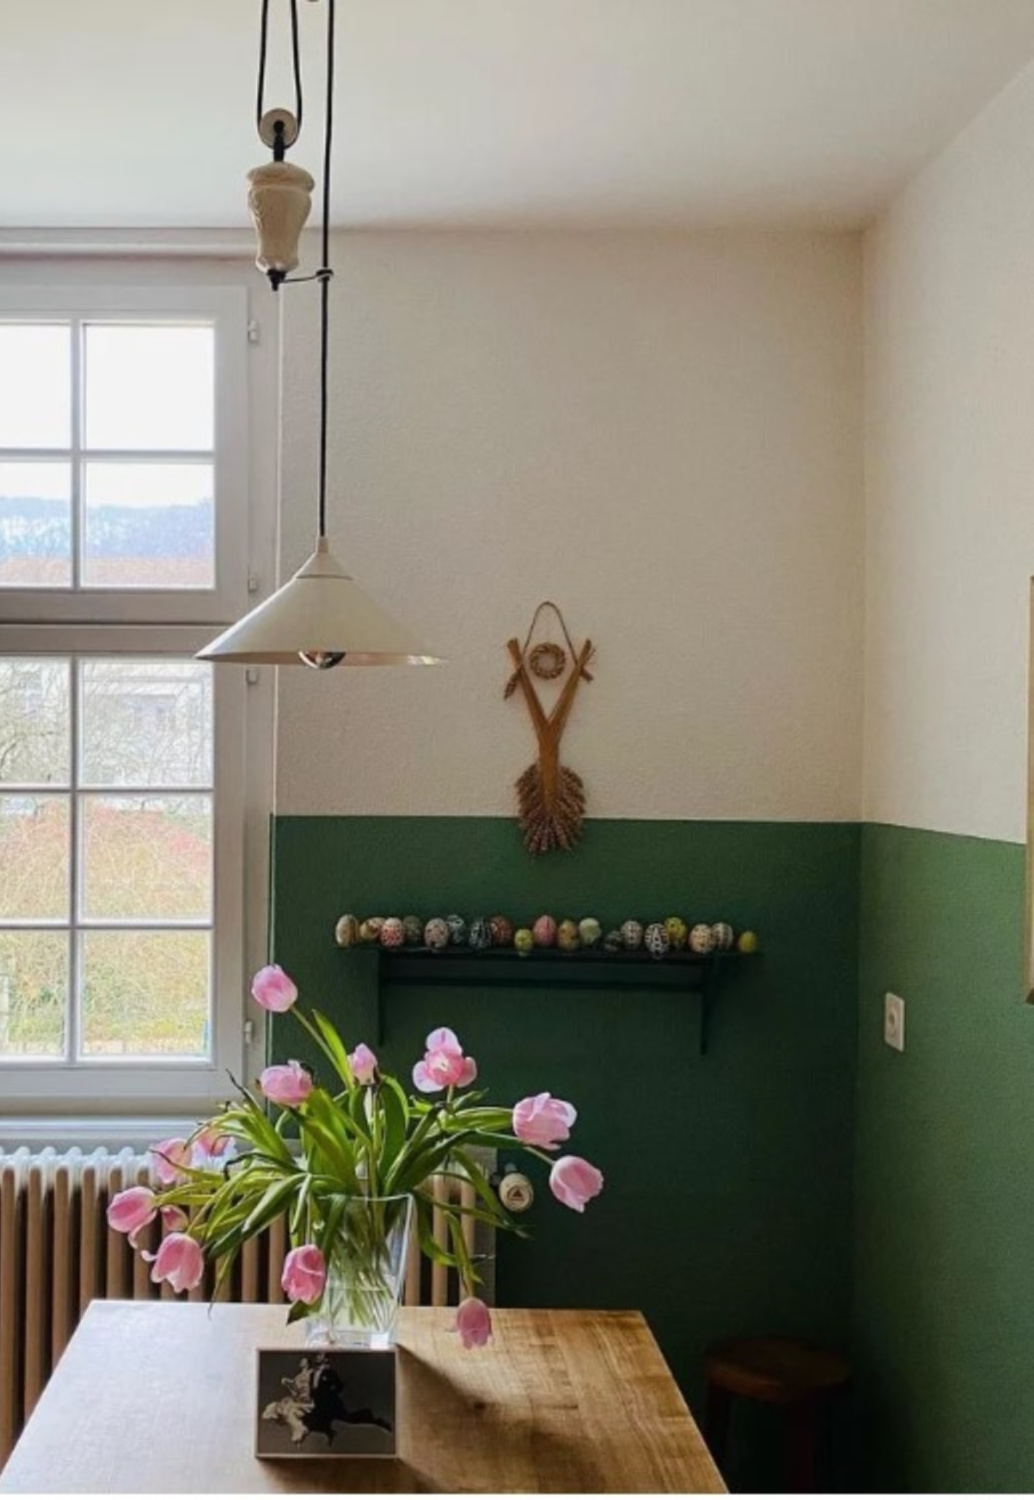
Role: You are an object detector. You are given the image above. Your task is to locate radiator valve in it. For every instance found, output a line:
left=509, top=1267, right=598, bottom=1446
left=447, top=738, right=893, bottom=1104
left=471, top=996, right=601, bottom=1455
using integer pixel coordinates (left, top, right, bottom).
left=498, top=1171, right=534, bottom=1213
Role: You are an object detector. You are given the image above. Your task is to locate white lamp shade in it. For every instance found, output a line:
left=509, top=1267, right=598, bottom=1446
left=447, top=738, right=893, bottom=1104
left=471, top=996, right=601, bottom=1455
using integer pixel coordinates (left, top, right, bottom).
left=196, top=540, right=441, bottom=665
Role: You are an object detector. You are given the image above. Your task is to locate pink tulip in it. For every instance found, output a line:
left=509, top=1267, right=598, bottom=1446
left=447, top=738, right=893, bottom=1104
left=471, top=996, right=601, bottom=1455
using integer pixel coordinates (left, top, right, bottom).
left=259, top=1059, right=313, bottom=1107
left=349, top=1042, right=378, bottom=1085
left=413, top=1026, right=478, bottom=1093
left=107, top=1186, right=157, bottom=1240
left=150, top=1137, right=192, bottom=1187
left=191, top=1124, right=233, bottom=1162
left=160, top=1205, right=189, bottom=1234
left=549, top=1155, right=604, bottom=1213
left=282, top=1245, right=326, bottom=1304
left=455, top=1296, right=493, bottom=1349
left=147, top=1233, right=205, bottom=1294
left=512, top=1093, right=577, bottom=1149
left=251, top=964, right=298, bottom=1013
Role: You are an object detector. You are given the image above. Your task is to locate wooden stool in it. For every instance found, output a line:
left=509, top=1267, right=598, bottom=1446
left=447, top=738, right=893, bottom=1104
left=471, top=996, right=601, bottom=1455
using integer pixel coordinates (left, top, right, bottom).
left=703, top=1336, right=851, bottom=1492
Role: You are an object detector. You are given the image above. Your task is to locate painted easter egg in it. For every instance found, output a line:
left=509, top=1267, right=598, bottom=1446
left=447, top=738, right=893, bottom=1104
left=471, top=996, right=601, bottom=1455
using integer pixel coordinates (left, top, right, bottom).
left=334, top=913, right=360, bottom=949
left=603, top=928, right=624, bottom=953
left=424, top=917, right=450, bottom=951
left=557, top=919, right=580, bottom=952
left=490, top=914, right=515, bottom=948
left=514, top=927, right=535, bottom=956
left=468, top=918, right=493, bottom=951
left=645, top=922, right=670, bottom=959
left=379, top=917, right=405, bottom=949
left=402, top=915, right=424, bottom=946
left=578, top=917, right=602, bottom=949
left=689, top=922, right=716, bottom=955
left=711, top=922, right=735, bottom=952
left=446, top=914, right=467, bottom=946
left=533, top=915, right=557, bottom=948
left=664, top=917, right=688, bottom=951
left=620, top=920, right=644, bottom=951
left=737, top=930, right=759, bottom=954
left=359, top=918, right=384, bottom=944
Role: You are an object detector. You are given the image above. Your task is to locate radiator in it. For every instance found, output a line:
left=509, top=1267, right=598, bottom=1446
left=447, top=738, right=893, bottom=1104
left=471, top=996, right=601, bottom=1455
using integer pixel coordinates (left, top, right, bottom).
left=0, top=1146, right=494, bottom=1468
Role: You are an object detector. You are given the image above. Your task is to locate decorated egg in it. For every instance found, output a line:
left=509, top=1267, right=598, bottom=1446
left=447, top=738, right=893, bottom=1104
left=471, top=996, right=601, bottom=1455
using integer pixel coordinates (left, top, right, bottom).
left=424, top=917, right=450, bottom=951
left=620, top=920, right=644, bottom=951
left=578, top=917, right=602, bottom=949
left=334, top=913, right=360, bottom=949
left=490, top=914, right=515, bottom=948
left=557, top=919, right=580, bottom=952
left=379, top=917, right=405, bottom=949
left=468, top=918, right=493, bottom=951
left=737, top=930, right=759, bottom=954
left=689, top=922, right=716, bottom=955
left=533, top=914, right=557, bottom=948
left=664, top=916, right=688, bottom=950
left=711, top=922, right=735, bottom=952
left=359, top=917, right=384, bottom=944
left=603, top=928, right=624, bottom=953
left=645, top=922, right=670, bottom=959
left=446, top=914, right=467, bottom=946
left=402, top=915, right=424, bottom=946
left=514, top=927, right=535, bottom=956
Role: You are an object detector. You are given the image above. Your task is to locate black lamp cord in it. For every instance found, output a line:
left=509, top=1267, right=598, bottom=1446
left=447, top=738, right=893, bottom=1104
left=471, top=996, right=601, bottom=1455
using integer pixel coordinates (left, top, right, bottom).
left=316, top=0, right=335, bottom=542
left=257, top=0, right=303, bottom=159
left=256, top=0, right=335, bottom=540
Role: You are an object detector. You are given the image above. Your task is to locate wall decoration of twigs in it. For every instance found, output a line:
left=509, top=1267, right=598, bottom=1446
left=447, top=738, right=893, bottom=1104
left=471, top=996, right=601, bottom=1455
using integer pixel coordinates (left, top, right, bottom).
left=505, top=602, right=594, bottom=855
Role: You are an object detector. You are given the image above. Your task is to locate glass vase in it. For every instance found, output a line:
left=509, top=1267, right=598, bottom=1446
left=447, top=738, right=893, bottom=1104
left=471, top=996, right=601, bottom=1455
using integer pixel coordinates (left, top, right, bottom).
left=304, top=1193, right=414, bottom=1350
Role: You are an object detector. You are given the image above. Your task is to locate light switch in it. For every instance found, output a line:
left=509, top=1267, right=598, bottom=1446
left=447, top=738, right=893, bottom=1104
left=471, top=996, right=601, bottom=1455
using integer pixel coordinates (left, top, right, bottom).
left=884, top=992, right=905, bottom=1052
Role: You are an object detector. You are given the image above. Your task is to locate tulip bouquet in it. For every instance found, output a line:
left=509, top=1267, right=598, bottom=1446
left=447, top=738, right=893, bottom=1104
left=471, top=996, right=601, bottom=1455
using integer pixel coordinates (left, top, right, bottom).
left=108, top=964, right=604, bottom=1348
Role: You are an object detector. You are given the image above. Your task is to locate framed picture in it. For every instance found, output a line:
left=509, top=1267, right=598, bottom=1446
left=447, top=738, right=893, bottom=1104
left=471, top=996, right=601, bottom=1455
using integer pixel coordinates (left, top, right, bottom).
left=255, top=1347, right=397, bottom=1458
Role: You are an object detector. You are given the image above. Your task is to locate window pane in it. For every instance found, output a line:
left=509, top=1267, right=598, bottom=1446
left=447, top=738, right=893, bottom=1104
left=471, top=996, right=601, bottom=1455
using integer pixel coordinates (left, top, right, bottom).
left=81, top=795, right=211, bottom=921
left=80, top=661, right=212, bottom=788
left=0, top=930, right=67, bottom=1058
left=82, top=461, right=214, bottom=589
left=83, top=324, right=214, bottom=452
left=0, top=324, right=71, bottom=449
left=79, top=930, right=210, bottom=1059
left=0, top=462, right=72, bottom=588
left=0, top=795, right=69, bottom=920
left=0, top=658, right=70, bottom=785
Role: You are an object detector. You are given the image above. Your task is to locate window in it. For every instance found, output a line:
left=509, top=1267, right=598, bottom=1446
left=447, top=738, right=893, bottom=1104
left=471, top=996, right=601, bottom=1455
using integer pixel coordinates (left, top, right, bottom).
left=0, top=287, right=247, bottom=625
left=0, top=283, right=264, bottom=1108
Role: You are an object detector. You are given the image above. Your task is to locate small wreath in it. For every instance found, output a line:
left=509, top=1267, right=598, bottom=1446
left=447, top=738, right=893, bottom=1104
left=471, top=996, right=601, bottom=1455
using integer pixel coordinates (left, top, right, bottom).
left=530, top=641, right=567, bottom=680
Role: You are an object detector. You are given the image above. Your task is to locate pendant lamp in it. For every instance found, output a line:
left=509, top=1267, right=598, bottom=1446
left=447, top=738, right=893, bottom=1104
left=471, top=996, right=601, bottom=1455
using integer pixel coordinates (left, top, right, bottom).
left=198, top=0, right=440, bottom=669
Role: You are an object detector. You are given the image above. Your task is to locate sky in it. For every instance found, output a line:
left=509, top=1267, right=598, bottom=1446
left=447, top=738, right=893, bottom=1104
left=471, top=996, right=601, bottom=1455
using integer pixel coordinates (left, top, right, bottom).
left=0, top=321, right=214, bottom=509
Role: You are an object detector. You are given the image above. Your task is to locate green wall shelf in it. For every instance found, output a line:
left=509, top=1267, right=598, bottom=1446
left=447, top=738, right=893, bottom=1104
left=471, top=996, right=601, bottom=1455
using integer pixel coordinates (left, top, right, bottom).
left=342, top=947, right=754, bottom=1055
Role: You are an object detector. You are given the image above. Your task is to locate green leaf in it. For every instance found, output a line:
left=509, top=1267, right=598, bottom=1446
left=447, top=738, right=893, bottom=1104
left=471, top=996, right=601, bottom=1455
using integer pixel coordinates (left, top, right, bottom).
left=295, top=1008, right=355, bottom=1092
left=296, top=1092, right=360, bottom=1189
left=378, top=1076, right=410, bottom=1177
left=450, top=1148, right=503, bottom=1215
left=243, top=1175, right=301, bottom=1237
left=414, top=1193, right=460, bottom=1269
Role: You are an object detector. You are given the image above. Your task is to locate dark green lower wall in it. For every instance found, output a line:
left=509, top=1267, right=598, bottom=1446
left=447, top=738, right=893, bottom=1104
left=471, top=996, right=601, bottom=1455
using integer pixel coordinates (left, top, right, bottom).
left=270, top=816, right=859, bottom=1452
left=269, top=815, right=1034, bottom=1490
left=855, top=824, right=1033, bottom=1493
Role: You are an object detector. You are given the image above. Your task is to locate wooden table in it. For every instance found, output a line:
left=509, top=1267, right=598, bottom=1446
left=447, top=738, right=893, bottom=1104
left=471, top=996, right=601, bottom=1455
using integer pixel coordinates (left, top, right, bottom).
left=0, top=1302, right=724, bottom=1493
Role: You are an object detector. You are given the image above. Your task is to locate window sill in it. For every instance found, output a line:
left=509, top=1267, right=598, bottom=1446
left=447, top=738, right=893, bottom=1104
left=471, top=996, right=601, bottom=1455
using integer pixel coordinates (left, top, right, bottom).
left=0, top=1116, right=197, bottom=1152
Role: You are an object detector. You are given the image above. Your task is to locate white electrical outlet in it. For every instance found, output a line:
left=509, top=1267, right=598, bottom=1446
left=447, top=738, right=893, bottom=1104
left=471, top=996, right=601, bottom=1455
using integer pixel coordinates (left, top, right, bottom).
left=884, top=993, right=905, bottom=1052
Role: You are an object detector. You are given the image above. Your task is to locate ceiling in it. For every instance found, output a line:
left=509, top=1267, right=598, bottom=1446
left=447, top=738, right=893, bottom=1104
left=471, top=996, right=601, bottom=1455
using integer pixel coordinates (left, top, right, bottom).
left=6, top=1, right=1034, bottom=232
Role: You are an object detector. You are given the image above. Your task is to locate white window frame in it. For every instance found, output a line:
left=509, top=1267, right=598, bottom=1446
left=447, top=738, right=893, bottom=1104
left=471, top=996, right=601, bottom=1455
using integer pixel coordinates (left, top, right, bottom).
left=0, top=285, right=249, bottom=625
left=0, top=279, right=273, bottom=1114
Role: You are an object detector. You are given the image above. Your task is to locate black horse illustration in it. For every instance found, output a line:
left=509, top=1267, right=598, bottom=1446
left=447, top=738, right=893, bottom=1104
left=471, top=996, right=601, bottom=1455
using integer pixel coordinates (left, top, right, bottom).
left=262, top=1354, right=392, bottom=1448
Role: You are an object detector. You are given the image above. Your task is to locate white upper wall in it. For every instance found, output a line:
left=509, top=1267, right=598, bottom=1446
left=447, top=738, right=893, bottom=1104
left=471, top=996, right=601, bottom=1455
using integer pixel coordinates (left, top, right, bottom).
left=864, top=59, right=1034, bottom=843
left=275, top=230, right=864, bottom=820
